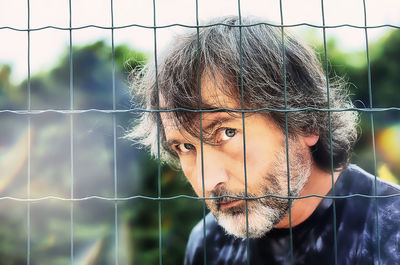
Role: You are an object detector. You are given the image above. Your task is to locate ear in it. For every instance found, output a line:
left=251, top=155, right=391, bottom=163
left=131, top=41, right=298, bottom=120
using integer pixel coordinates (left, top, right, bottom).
left=303, top=134, right=319, bottom=147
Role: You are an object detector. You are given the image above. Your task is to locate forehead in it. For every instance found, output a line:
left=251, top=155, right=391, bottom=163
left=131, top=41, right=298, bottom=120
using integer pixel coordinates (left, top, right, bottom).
left=159, top=71, right=239, bottom=110
left=200, top=73, right=238, bottom=109
left=160, top=73, right=239, bottom=131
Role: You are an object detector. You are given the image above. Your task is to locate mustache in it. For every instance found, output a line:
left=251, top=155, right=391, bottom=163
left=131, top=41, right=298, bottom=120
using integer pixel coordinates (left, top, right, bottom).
left=209, top=187, right=257, bottom=205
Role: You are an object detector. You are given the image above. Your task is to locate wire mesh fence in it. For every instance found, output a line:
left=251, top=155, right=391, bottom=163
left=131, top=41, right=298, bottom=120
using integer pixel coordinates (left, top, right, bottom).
left=0, top=0, right=399, bottom=264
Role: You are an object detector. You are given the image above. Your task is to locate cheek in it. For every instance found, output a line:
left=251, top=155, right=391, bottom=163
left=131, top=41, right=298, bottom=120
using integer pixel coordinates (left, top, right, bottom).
left=243, top=135, right=275, bottom=178
left=245, top=143, right=266, bottom=175
left=180, top=158, right=201, bottom=195
left=224, top=135, right=244, bottom=161
left=222, top=134, right=268, bottom=175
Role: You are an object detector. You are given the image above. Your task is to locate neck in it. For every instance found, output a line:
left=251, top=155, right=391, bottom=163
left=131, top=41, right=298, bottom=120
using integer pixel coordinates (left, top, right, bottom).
left=274, top=164, right=340, bottom=229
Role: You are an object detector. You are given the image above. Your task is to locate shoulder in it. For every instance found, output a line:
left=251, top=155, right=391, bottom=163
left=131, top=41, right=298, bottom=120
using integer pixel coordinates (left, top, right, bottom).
left=184, top=213, right=219, bottom=265
left=337, top=164, right=400, bottom=227
left=337, top=164, right=400, bottom=195
left=184, top=213, right=247, bottom=265
left=185, top=213, right=219, bottom=253
left=337, top=165, right=400, bottom=263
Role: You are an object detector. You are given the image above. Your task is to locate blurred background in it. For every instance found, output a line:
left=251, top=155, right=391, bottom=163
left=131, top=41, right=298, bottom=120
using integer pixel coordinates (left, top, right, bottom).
left=0, top=0, right=399, bottom=264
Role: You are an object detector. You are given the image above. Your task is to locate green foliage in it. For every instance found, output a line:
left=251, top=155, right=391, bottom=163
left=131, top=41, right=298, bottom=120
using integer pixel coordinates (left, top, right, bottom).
left=314, top=30, right=400, bottom=177
left=0, top=29, right=399, bottom=264
left=0, top=64, right=26, bottom=109
left=316, top=30, right=400, bottom=111
left=0, top=40, right=201, bottom=264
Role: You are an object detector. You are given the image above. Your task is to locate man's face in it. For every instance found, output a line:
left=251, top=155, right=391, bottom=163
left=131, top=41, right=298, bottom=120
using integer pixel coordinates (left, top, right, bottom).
left=161, top=81, right=315, bottom=238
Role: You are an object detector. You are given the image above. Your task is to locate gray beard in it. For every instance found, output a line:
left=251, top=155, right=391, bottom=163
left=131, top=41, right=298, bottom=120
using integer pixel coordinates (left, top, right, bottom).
left=207, top=141, right=312, bottom=238
left=209, top=183, right=303, bottom=239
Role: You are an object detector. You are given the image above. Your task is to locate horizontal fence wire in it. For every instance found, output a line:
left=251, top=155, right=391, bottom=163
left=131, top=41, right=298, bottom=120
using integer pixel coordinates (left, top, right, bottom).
left=0, top=22, right=399, bottom=31
left=1, top=193, right=399, bottom=202
left=1, top=107, right=400, bottom=115
left=1, top=6, right=398, bottom=264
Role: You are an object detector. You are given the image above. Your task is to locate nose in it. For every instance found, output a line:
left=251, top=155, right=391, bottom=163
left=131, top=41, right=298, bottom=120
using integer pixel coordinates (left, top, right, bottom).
left=196, top=146, right=229, bottom=194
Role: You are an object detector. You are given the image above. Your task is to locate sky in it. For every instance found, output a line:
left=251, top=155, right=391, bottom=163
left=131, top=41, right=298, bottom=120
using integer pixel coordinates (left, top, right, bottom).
left=0, top=0, right=399, bottom=83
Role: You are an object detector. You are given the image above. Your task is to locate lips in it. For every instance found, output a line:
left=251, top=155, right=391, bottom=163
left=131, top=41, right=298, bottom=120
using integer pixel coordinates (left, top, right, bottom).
left=217, top=198, right=243, bottom=210
left=210, top=187, right=255, bottom=212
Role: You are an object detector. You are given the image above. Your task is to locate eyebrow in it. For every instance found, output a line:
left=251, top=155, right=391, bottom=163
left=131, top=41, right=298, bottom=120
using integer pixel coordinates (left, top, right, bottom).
left=165, top=114, right=237, bottom=147
left=166, top=139, right=181, bottom=147
left=203, top=115, right=235, bottom=132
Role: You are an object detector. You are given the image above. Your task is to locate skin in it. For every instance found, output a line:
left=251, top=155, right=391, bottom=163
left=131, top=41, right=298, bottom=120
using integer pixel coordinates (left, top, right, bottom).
left=161, top=77, right=340, bottom=237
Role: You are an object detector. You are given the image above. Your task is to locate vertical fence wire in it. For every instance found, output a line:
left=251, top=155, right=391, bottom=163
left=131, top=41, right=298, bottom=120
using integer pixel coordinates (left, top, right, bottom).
left=320, top=1, right=338, bottom=265
left=362, top=0, right=380, bottom=263
left=110, top=0, right=119, bottom=264
left=236, top=2, right=250, bottom=264
left=278, top=1, right=294, bottom=264
left=68, top=0, right=74, bottom=264
left=194, top=1, right=208, bottom=264
left=4, top=3, right=394, bottom=265
left=152, top=1, right=163, bottom=264
left=26, top=0, right=31, bottom=264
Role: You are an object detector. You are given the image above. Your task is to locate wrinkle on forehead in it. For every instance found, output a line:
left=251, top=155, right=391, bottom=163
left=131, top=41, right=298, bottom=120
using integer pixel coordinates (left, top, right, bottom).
left=159, top=71, right=239, bottom=111
left=200, top=72, right=239, bottom=110
left=159, top=71, right=243, bottom=142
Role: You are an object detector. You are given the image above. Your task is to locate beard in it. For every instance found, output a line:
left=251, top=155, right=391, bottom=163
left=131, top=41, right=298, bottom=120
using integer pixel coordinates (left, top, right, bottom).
left=206, top=139, right=312, bottom=239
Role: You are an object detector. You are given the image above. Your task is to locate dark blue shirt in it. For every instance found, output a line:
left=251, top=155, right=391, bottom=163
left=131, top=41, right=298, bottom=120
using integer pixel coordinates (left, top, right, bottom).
left=184, top=165, right=400, bottom=265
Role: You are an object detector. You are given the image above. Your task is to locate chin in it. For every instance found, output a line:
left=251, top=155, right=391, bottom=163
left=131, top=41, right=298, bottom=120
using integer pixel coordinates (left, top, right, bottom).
left=214, top=203, right=286, bottom=239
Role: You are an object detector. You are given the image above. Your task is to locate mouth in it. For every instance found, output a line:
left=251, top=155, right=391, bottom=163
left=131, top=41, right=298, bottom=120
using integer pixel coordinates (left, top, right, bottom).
left=217, top=198, right=243, bottom=210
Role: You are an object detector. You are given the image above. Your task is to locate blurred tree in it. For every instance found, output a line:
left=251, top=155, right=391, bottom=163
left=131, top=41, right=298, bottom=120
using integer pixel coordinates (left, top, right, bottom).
left=0, top=64, right=26, bottom=109
left=318, top=30, right=400, bottom=112
left=0, top=41, right=202, bottom=265
left=0, top=29, right=398, bottom=264
left=315, top=30, right=400, bottom=180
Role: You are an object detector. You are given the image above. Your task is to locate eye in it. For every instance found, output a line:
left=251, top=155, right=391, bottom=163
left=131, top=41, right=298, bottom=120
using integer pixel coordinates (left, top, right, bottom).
left=176, top=143, right=195, bottom=153
left=221, top=128, right=236, bottom=141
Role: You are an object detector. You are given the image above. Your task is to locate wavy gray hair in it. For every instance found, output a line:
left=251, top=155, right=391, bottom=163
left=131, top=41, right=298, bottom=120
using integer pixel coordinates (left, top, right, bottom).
left=128, top=16, right=358, bottom=171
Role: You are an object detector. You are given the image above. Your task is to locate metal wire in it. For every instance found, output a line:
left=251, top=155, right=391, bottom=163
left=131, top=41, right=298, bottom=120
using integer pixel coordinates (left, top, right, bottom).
left=194, top=1, right=208, bottom=264
left=2, top=193, right=399, bottom=202
left=152, top=0, right=163, bottom=264
left=68, top=0, right=74, bottom=264
left=279, top=1, right=294, bottom=263
left=110, top=0, right=119, bottom=264
left=26, top=0, right=31, bottom=264
left=0, top=3, right=396, bottom=265
left=362, top=0, right=381, bottom=264
left=0, top=22, right=399, bottom=32
left=235, top=2, right=251, bottom=265
left=2, top=107, right=399, bottom=115
left=320, top=1, right=338, bottom=264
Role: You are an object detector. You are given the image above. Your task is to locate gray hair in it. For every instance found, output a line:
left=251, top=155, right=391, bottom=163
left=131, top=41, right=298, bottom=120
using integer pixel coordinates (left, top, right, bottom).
left=128, top=16, right=358, bottom=171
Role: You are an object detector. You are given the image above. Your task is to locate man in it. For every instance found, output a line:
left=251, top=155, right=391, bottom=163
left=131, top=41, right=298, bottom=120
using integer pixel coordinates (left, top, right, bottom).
left=129, top=16, right=400, bottom=264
